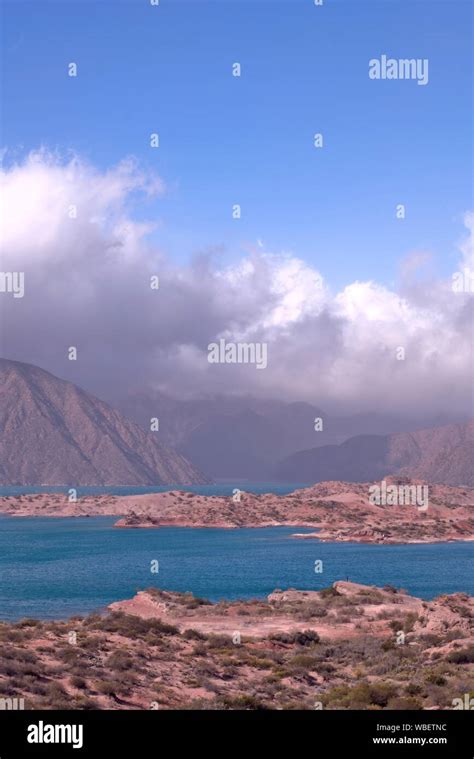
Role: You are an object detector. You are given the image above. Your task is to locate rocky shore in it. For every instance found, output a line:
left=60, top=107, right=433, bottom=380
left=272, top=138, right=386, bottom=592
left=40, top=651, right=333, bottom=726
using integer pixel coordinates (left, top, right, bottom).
left=1, top=479, right=473, bottom=544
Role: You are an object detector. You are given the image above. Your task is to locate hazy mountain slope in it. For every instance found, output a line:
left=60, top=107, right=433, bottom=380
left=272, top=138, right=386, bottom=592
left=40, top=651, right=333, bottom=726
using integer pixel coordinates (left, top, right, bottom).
left=275, top=422, right=474, bottom=486
left=116, top=393, right=430, bottom=481
left=116, top=390, right=467, bottom=481
left=389, top=423, right=474, bottom=485
left=0, top=359, right=210, bottom=486
left=116, top=393, right=325, bottom=479
left=179, top=409, right=283, bottom=480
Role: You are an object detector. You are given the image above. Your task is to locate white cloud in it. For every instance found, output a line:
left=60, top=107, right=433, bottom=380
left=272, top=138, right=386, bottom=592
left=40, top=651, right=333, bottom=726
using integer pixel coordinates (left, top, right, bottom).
left=0, top=151, right=472, bottom=416
left=459, top=211, right=474, bottom=269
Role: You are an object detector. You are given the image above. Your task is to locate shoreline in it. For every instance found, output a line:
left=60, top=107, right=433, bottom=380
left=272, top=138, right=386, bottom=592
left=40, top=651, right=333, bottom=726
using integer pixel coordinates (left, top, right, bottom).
left=1, top=478, right=473, bottom=545
left=1, top=509, right=473, bottom=545
left=1, top=507, right=474, bottom=544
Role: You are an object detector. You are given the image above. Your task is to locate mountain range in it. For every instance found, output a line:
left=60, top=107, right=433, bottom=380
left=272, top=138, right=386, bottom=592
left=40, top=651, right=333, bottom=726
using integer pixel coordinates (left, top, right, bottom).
left=115, top=389, right=471, bottom=483
left=276, top=422, right=474, bottom=486
left=1, top=357, right=472, bottom=487
left=0, top=358, right=209, bottom=486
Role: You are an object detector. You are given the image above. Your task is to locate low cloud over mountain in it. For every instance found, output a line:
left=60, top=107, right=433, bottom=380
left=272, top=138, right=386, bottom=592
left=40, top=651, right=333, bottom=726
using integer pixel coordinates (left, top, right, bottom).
left=1, top=151, right=473, bottom=419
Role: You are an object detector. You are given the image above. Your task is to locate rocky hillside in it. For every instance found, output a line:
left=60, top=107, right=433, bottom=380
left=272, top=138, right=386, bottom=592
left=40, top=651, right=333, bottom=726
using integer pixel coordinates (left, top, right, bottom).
left=276, top=422, right=474, bottom=487
left=0, top=358, right=210, bottom=486
left=0, top=582, right=471, bottom=710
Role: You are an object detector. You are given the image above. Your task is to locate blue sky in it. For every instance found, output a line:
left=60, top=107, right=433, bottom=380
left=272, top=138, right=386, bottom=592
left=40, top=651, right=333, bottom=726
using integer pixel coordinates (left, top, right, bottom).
left=2, top=0, right=473, bottom=290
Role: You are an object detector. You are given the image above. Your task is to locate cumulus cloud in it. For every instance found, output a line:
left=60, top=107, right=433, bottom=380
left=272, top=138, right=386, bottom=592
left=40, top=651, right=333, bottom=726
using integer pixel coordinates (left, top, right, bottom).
left=459, top=211, right=474, bottom=269
left=0, top=150, right=472, bottom=416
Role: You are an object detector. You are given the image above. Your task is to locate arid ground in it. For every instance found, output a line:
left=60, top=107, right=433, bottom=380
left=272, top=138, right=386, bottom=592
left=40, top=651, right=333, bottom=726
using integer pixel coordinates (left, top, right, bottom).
left=0, top=582, right=472, bottom=710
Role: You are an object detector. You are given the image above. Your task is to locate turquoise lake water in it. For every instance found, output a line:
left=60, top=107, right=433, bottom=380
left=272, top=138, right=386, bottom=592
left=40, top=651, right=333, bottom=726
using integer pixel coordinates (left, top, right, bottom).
left=0, top=483, right=310, bottom=498
left=0, top=517, right=472, bottom=621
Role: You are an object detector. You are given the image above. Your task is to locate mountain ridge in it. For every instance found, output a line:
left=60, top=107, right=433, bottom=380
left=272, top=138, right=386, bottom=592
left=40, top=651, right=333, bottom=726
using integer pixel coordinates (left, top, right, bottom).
left=0, top=358, right=210, bottom=486
left=275, top=422, right=474, bottom=486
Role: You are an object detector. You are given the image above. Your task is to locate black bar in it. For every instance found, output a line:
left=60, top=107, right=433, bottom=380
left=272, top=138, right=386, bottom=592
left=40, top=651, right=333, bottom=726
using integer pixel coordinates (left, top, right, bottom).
left=0, top=710, right=471, bottom=757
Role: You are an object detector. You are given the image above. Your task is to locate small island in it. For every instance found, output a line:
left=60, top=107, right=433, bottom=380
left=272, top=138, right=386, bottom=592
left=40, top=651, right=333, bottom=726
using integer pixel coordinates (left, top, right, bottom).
left=2, top=478, right=473, bottom=545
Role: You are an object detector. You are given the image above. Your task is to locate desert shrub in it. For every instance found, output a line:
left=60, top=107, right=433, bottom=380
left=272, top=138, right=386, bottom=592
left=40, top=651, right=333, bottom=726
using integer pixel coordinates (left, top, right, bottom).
left=207, top=634, right=233, bottom=650
left=106, top=651, right=134, bottom=671
left=288, top=654, right=319, bottom=670
left=405, top=683, right=423, bottom=696
left=221, top=694, right=268, bottom=710
left=245, top=656, right=274, bottom=670
left=345, top=683, right=371, bottom=707
left=70, top=675, right=87, bottom=689
left=336, top=614, right=351, bottom=624
left=182, top=593, right=212, bottom=608
left=0, top=630, right=26, bottom=643
left=368, top=682, right=399, bottom=707
left=387, top=696, right=422, bottom=710
left=95, top=680, right=118, bottom=696
left=56, top=647, right=81, bottom=663
left=74, top=696, right=98, bottom=709
left=319, top=586, right=340, bottom=599
left=322, top=684, right=350, bottom=705
left=270, top=630, right=320, bottom=646
left=84, top=614, right=102, bottom=626
left=313, top=661, right=335, bottom=675
left=425, top=672, right=447, bottom=686
left=294, top=630, right=320, bottom=646
left=388, top=612, right=418, bottom=633
left=402, top=613, right=418, bottom=633
left=419, top=633, right=443, bottom=648
left=91, top=612, right=178, bottom=638
left=16, top=618, right=42, bottom=628
left=297, top=602, right=328, bottom=619
left=194, top=661, right=220, bottom=678
left=446, top=646, right=474, bottom=664
left=325, top=682, right=399, bottom=709
left=45, top=682, right=68, bottom=700
left=95, top=678, right=130, bottom=696
left=27, top=682, right=48, bottom=696
left=0, top=659, right=36, bottom=677
left=356, top=589, right=385, bottom=604
left=182, top=628, right=206, bottom=641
